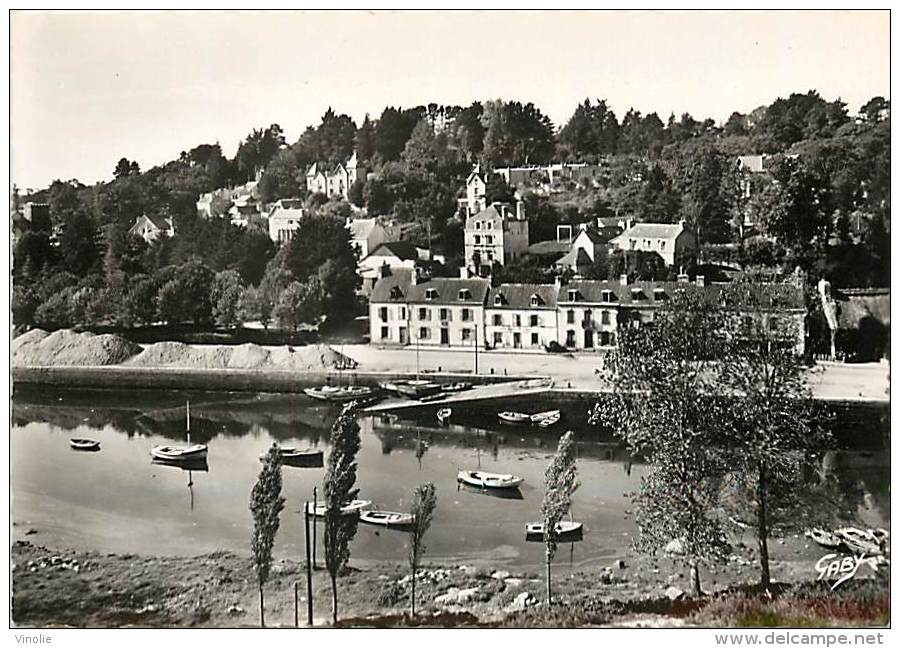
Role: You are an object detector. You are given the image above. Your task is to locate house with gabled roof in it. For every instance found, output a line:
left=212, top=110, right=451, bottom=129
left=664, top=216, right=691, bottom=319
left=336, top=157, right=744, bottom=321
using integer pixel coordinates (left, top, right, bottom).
left=128, top=214, right=174, bottom=244
left=464, top=202, right=529, bottom=273
left=609, top=221, right=696, bottom=266
left=369, top=275, right=491, bottom=348
left=358, top=240, right=425, bottom=296
left=485, top=283, right=560, bottom=350
left=306, top=153, right=365, bottom=200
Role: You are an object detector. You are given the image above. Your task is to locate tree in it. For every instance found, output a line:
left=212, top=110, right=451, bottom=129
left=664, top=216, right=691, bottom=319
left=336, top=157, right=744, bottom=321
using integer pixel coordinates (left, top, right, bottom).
left=591, top=288, right=733, bottom=596
left=274, top=279, right=321, bottom=334
left=121, top=274, right=159, bottom=327
left=155, top=260, right=215, bottom=325
left=482, top=100, right=555, bottom=165
left=212, top=270, right=245, bottom=329
left=235, top=124, right=285, bottom=182
left=719, top=280, right=832, bottom=589
left=407, top=482, right=437, bottom=616
left=541, top=430, right=578, bottom=605
left=249, top=443, right=285, bottom=627
left=323, top=405, right=362, bottom=625
left=58, top=210, right=100, bottom=276
left=673, top=146, right=740, bottom=244
left=375, top=106, right=423, bottom=161
left=558, top=98, right=620, bottom=159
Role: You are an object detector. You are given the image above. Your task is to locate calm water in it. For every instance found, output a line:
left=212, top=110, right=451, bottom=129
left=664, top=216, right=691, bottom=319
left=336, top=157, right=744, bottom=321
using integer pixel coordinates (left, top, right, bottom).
left=11, top=386, right=890, bottom=570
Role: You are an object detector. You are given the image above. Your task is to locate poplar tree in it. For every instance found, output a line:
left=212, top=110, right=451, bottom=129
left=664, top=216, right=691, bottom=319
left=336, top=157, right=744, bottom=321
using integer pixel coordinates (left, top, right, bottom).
left=250, top=443, right=285, bottom=627
left=541, top=431, right=579, bottom=605
left=323, top=405, right=362, bottom=625
left=407, top=482, right=437, bottom=616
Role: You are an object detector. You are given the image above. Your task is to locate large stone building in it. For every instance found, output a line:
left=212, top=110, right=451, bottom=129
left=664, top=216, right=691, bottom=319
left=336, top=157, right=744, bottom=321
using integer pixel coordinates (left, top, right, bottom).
left=369, top=274, right=807, bottom=354
left=267, top=199, right=305, bottom=243
left=369, top=276, right=491, bottom=348
left=464, top=202, right=529, bottom=273
left=485, top=283, right=560, bottom=350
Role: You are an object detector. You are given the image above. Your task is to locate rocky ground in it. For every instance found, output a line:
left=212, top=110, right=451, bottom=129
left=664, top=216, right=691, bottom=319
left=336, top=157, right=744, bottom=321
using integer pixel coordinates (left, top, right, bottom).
left=11, top=539, right=889, bottom=628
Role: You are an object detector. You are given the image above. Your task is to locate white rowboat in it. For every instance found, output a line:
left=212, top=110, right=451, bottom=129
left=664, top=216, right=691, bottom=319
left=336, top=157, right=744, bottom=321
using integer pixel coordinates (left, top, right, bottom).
left=525, top=521, right=583, bottom=541
left=151, top=444, right=208, bottom=462
left=359, top=510, right=415, bottom=528
left=498, top=411, right=531, bottom=425
left=457, top=470, right=524, bottom=489
left=305, top=499, right=371, bottom=518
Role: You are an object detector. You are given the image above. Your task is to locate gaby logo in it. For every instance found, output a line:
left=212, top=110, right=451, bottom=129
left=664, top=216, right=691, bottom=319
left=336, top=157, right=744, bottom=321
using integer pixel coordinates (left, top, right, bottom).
left=814, top=553, right=885, bottom=590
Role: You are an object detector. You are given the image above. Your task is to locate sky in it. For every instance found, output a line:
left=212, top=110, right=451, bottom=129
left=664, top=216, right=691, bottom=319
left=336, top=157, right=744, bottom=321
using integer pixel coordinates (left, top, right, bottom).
left=10, top=9, right=891, bottom=191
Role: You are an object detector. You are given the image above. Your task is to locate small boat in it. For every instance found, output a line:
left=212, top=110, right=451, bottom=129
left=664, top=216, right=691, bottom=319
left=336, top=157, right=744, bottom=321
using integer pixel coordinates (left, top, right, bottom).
left=69, top=438, right=100, bottom=451
left=305, top=499, right=372, bottom=518
left=531, top=410, right=561, bottom=428
left=151, top=400, right=209, bottom=463
left=303, top=385, right=375, bottom=402
left=259, top=447, right=324, bottom=467
left=806, top=528, right=845, bottom=550
left=525, top=521, right=584, bottom=542
left=394, top=380, right=442, bottom=399
left=359, top=510, right=415, bottom=529
left=436, top=408, right=452, bottom=424
left=833, top=527, right=886, bottom=556
left=457, top=470, right=524, bottom=489
left=378, top=381, right=403, bottom=395
left=458, top=483, right=524, bottom=500
left=498, top=411, right=531, bottom=425
left=442, top=382, right=473, bottom=393
left=418, top=392, right=446, bottom=403
left=151, top=444, right=209, bottom=462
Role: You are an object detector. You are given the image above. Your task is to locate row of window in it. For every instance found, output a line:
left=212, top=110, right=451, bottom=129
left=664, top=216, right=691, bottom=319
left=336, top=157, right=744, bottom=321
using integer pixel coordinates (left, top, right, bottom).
left=471, top=234, right=495, bottom=245
left=566, top=309, right=614, bottom=325
left=492, top=331, right=541, bottom=348
left=564, top=288, right=668, bottom=303
left=473, top=220, right=495, bottom=230
left=378, top=306, right=475, bottom=322
left=491, top=313, right=542, bottom=327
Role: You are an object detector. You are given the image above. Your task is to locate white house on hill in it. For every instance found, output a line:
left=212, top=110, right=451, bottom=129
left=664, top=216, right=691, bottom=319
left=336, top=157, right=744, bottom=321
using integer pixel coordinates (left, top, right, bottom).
left=128, top=214, right=175, bottom=244
left=609, top=221, right=696, bottom=266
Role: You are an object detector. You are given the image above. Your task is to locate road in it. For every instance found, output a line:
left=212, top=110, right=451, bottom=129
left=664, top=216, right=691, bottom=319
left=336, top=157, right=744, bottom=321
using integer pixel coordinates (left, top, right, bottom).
left=340, top=344, right=890, bottom=402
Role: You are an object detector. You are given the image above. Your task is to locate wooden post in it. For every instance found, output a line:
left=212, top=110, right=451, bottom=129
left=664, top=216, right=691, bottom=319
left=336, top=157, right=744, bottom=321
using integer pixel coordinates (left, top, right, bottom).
left=312, top=486, right=318, bottom=569
left=294, top=581, right=299, bottom=628
left=304, top=501, right=313, bottom=626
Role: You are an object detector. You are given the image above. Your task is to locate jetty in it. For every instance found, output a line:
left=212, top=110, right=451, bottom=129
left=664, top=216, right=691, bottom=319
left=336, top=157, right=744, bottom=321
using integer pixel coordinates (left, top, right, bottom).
left=363, top=377, right=555, bottom=412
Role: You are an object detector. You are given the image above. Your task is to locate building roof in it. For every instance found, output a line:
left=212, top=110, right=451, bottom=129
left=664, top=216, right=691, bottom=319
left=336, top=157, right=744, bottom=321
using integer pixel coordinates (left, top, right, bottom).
left=557, top=279, right=804, bottom=310
left=348, top=218, right=380, bottom=241
left=528, top=240, right=571, bottom=256
left=487, top=283, right=559, bottom=310
left=370, top=276, right=490, bottom=306
left=575, top=228, right=605, bottom=244
left=365, top=240, right=419, bottom=262
left=834, top=289, right=891, bottom=329
left=613, top=222, right=685, bottom=242
left=555, top=247, right=593, bottom=268
left=132, top=214, right=172, bottom=231
left=306, top=162, right=318, bottom=177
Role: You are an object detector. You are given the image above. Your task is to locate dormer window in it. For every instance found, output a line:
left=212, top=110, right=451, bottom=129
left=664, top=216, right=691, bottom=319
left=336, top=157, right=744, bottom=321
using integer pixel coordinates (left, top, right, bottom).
left=475, top=222, right=482, bottom=230
left=653, top=288, right=668, bottom=301
left=601, top=289, right=614, bottom=302
left=389, top=286, right=404, bottom=300
left=567, top=289, right=581, bottom=302
left=494, top=293, right=505, bottom=306
left=458, top=289, right=472, bottom=301
left=631, top=287, right=646, bottom=301
left=425, top=288, right=439, bottom=301
left=530, top=294, right=543, bottom=307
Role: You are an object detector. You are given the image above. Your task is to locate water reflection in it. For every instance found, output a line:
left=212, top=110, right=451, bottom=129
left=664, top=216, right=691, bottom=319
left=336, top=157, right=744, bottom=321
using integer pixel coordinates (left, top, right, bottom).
left=10, top=386, right=890, bottom=568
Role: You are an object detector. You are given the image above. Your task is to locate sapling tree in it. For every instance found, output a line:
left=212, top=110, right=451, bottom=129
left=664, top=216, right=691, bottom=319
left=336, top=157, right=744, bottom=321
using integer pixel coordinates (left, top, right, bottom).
left=249, top=443, right=285, bottom=627
left=407, top=482, right=437, bottom=616
left=718, top=279, right=834, bottom=589
left=323, top=405, right=362, bottom=625
left=541, top=430, right=578, bottom=605
left=591, top=287, right=733, bottom=596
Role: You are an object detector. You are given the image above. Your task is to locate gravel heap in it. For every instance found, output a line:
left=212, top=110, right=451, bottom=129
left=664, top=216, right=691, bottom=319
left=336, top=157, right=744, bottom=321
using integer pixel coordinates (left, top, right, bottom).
left=12, top=329, right=142, bottom=367
left=13, top=328, right=358, bottom=372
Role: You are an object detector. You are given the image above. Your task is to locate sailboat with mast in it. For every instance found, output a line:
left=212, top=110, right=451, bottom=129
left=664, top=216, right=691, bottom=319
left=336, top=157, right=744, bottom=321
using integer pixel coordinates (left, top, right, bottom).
left=151, top=401, right=209, bottom=462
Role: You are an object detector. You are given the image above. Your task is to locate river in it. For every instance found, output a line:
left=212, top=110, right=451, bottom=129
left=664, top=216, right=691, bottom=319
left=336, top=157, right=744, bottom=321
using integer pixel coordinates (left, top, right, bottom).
left=11, top=385, right=890, bottom=571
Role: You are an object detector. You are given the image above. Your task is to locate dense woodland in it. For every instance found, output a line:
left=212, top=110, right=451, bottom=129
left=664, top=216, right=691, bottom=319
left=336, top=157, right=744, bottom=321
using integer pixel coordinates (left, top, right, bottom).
left=11, top=91, right=890, bottom=334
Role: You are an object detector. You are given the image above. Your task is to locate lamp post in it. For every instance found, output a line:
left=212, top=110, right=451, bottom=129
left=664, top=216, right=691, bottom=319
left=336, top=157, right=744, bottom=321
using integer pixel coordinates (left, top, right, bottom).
left=474, top=324, right=479, bottom=375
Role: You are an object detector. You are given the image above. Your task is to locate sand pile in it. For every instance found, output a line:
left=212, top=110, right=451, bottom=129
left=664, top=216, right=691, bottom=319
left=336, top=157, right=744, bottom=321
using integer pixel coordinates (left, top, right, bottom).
left=269, top=344, right=358, bottom=371
left=226, top=343, right=272, bottom=369
left=125, top=342, right=232, bottom=369
left=12, top=329, right=142, bottom=367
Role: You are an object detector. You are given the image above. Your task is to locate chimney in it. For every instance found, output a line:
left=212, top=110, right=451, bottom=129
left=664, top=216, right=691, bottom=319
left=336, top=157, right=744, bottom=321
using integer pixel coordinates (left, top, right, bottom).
left=459, top=266, right=468, bottom=279
left=619, top=273, right=628, bottom=286
left=677, top=273, right=690, bottom=283
left=516, top=200, right=525, bottom=221
left=695, top=275, right=705, bottom=287
left=411, top=268, right=419, bottom=285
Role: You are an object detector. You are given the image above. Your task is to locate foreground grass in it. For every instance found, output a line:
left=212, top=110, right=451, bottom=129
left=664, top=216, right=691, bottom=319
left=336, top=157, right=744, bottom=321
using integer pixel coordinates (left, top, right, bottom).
left=688, top=581, right=890, bottom=628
